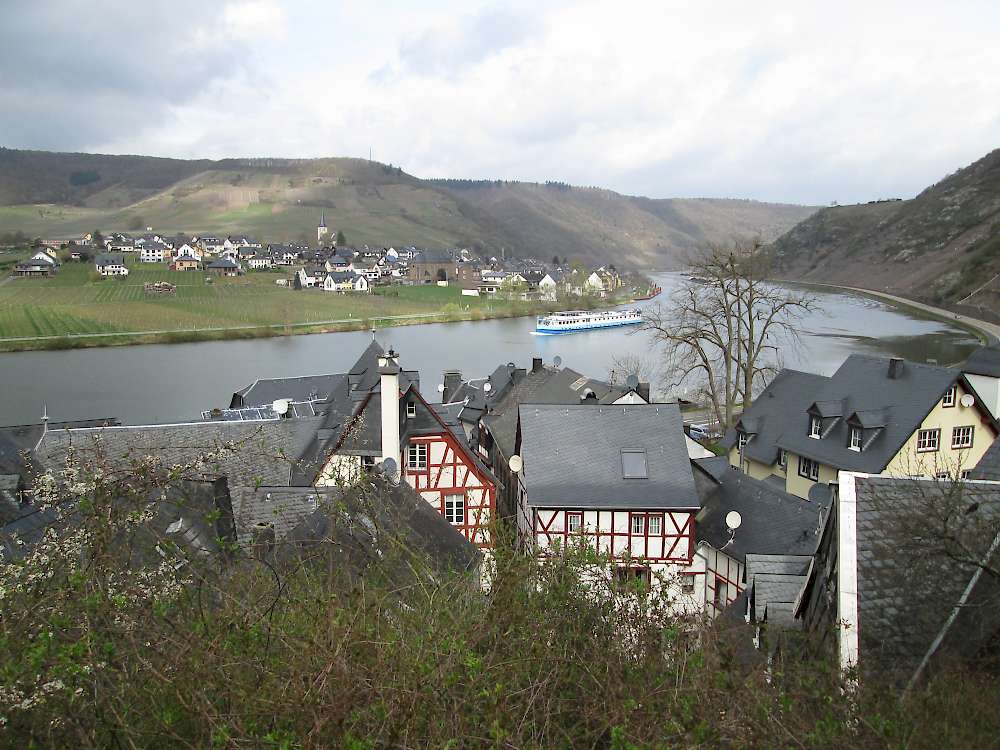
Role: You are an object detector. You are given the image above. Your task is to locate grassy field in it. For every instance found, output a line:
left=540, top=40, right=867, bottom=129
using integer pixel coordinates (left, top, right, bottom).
left=0, top=257, right=594, bottom=351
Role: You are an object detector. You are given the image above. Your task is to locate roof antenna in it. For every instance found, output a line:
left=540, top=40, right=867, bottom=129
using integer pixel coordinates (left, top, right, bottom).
left=371, top=328, right=377, bottom=341
left=41, top=403, right=49, bottom=433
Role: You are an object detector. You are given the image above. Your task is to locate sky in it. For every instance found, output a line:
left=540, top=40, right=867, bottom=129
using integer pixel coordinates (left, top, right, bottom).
left=1, top=1, right=999, bottom=205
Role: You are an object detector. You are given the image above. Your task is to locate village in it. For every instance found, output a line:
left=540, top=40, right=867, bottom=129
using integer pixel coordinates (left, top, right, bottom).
left=4, top=330, right=1000, bottom=690
left=10, top=214, right=630, bottom=303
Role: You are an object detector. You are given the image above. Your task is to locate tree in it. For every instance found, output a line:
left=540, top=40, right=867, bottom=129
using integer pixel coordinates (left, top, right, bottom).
left=643, top=238, right=813, bottom=429
left=92, top=230, right=104, bottom=247
left=335, top=230, right=346, bottom=245
left=293, top=272, right=303, bottom=290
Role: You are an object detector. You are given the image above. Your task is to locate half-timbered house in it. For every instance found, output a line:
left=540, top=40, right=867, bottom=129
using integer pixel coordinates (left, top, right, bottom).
left=512, top=402, right=703, bottom=607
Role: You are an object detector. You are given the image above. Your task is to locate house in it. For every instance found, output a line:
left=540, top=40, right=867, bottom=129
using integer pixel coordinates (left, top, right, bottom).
left=297, top=266, right=323, bottom=288
left=325, top=255, right=354, bottom=273
left=15, top=250, right=60, bottom=277
left=583, top=271, right=605, bottom=296
left=406, top=249, right=475, bottom=285
left=139, top=240, right=167, bottom=263
left=247, top=254, right=275, bottom=270
left=174, top=242, right=201, bottom=260
left=538, top=271, right=564, bottom=301
left=323, top=271, right=355, bottom=293
left=198, top=236, right=225, bottom=254
left=170, top=254, right=201, bottom=272
left=797, top=473, right=1000, bottom=683
left=722, top=355, right=999, bottom=500
left=95, top=253, right=129, bottom=276
left=962, top=343, right=1000, bottom=419
left=513, top=403, right=703, bottom=606
left=269, top=244, right=300, bottom=266
left=205, top=257, right=241, bottom=277
left=692, top=455, right=826, bottom=619
left=107, top=236, right=136, bottom=253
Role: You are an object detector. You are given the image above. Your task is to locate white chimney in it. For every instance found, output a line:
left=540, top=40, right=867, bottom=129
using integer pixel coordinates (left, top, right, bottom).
left=379, top=349, right=402, bottom=479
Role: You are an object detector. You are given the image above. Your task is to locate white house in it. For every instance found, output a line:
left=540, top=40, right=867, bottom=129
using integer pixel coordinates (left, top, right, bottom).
left=513, top=403, right=705, bottom=610
left=95, top=253, right=129, bottom=276
left=298, top=267, right=322, bottom=288
left=139, top=241, right=167, bottom=263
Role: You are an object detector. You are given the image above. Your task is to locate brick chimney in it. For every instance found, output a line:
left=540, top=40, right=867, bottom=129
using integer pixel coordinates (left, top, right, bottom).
left=379, top=349, right=402, bottom=479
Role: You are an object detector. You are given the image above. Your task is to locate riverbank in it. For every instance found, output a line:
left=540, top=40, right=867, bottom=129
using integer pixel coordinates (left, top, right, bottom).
left=777, top=278, right=1000, bottom=347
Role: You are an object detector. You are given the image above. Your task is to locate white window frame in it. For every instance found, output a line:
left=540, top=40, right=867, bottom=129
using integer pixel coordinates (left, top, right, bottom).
left=778, top=449, right=787, bottom=468
left=647, top=515, right=662, bottom=535
left=406, top=402, right=416, bottom=419
left=566, top=512, right=582, bottom=534
left=916, top=428, right=940, bottom=453
left=952, top=425, right=974, bottom=449
left=737, top=431, right=748, bottom=451
left=809, top=415, right=822, bottom=439
left=631, top=515, right=645, bottom=535
left=942, top=384, right=957, bottom=408
left=407, top=443, right=428, bottom=470
left=444, top=493, right=465, bottom=524
left=849, top=427, right=863, bottom=452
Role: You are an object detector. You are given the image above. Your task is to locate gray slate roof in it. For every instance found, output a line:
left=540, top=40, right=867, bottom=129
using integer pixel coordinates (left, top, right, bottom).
left=851, top=476, right=1000, bottom=679
left=518, top=403, right=698, bottom=510
left=720, top=369, right=830, bottom=465
left=964, top=344, right=1000, bottom=378
left=776, top=355, right=968, bottom=473
left=693, top=458, right=826, bottom=563
left=232, top=374, right=349, bottom=408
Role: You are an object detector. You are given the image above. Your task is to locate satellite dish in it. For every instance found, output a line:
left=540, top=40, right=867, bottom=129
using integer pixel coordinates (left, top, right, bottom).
left=508, top=454, right=523, bottom=473
left=626, top=374, right=639, bottom=389
left=381, top=457, right=398, bottom=481
left=961, top=393, right=975, bottom=407
left=272, top=399, right=289, bottom=415
left=437, top=383, right=445, bottom=393
left=725, top=510, right=742, bottom=531
left=483, top=382, right=492, bottom=392
left=553, top=355, right=563, bottom=368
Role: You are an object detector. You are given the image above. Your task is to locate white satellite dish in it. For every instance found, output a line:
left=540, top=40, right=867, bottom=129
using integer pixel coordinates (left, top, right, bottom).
left=553, top=355, right=563, bottom=368
left=960, top=393, right=975, bottom=407
left=483, top=382, right=492, bottom=393
left=725, top=510, right=742, bottom=531
left=437, top=383, right=445, bottom=393
left=381, top=457, right=399, bottom=483
left=509, top=455, right=523, bottom=473
left=272, top=399, right=289, bottom=416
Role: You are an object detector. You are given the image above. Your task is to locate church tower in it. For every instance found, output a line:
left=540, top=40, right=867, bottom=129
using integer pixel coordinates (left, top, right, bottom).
left=317, top=211, right=329, bottom=244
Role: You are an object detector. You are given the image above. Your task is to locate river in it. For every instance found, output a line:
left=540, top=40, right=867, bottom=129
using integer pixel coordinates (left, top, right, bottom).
left=0, top=273, right=983, bottom=426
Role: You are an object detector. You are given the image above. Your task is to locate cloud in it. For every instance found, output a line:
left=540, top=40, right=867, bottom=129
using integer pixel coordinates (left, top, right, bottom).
left=2, top=1, right=1000, bottom=204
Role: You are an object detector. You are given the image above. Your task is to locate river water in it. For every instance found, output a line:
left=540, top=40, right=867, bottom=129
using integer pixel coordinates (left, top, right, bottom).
left=0, top=273, right=982, bottom=426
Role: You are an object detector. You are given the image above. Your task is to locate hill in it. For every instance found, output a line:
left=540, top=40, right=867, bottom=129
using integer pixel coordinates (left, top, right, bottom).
left=0, top=148, right=816, bottom=269
left=771, top=148, right=1000, bottom=307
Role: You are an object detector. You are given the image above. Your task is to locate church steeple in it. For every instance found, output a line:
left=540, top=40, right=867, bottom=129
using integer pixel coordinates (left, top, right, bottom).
left=317, top=212, right=329, bottom=244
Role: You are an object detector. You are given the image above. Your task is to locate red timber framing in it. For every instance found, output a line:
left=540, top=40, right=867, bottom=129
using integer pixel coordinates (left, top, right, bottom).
left=405, top=430, right=495, bottom=549
left=703, top=547, right=744, bottom=616
left=531, top=508, right=695, bottom=563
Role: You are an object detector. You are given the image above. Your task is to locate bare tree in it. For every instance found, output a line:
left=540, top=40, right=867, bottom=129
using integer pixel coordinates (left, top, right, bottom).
left=643, top=238, right=813, bottom=429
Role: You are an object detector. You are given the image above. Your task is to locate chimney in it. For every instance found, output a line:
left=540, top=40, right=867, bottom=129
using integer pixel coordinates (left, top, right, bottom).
left=250, top=521, right=275, bottom=561
left=442, top=370, right=462, bottom=402
left=379, top=349, right=402, bottom=479
left=637, top=381, right=651, bottom=403
left=531, top=357, right=543, bottom=373
left=888, top=357, right=904, bottom=379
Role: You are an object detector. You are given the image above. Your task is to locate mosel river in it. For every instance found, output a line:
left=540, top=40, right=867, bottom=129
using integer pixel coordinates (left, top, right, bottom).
left=0, top=273, right=982, bottom=426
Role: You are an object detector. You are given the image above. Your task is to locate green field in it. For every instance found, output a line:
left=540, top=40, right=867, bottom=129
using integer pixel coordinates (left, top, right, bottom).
left=0, top=258, right=585, bottom=350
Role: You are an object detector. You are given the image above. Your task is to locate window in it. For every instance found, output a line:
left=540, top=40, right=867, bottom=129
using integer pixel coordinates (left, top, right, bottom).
left=952, top=425, right=974, bottom=449
left=714, top=578, right=729, bottom=607
left=647, top=515, right=662, bottom=535
left=916, top=428, right=940, bottom=453
left=681, top=576, right=696, bottom=594
left=778, top=449, right=787, bottom=468
left=406, top=402, right=416, bottom=418
left=849, top=427, right=862, bottom=452
left=567, top=512, right=582, bottom=533
left=737, top=431, right=748, bottom=451
left=621, top=449, right=648, bottom=479
left=444, top=494, right=465, bottom=524
left=809, top=415, right=822, bottom=439
left=361, top=455, right=377, bottom=471
left=961, top=470, right=972, bottom=480
left=942, top=384, right=957, bottom=408
left=631, top=515, right=645, bottom=535
left=407, top=443, right=428, bottom=470
left=798, top=455, right=820, bottom=482
left=615, top=566, right=651, bottom=589
left=935, top=471, right=950, bottom=480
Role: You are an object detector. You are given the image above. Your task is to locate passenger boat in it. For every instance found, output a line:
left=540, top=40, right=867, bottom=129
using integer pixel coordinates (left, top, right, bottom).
left=535, top=309, right=643, bottom=334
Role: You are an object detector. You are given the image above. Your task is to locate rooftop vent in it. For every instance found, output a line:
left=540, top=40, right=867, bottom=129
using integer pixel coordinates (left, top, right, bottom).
left=888, top=358, right=904, bottom=379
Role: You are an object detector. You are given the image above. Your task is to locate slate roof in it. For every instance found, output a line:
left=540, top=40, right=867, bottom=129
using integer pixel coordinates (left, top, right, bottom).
left=720, top=369, right=830, bottom=465
left=693, top=458, right=826, bottom=563
left=518, top=403, right=699, bottom=510
left=963, top=344, right=1000, bottom=378
left=206, top=257, right=239, bottom=269
left=775, top=355, right=971, bottom=473
left=232, top=374, right=349, bottom=409
left=972, top=438, right=1000, bottom=480
left=95, top=253, right=126, bottom=266
left=851, top=476, right=1000, bottom=679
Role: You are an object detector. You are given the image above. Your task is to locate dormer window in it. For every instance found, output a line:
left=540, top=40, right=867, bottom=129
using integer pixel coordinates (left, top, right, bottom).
left=809, top=416, right=822, bottom=439
left=942, top=384, right=957, bottom=408
left=406, top=401, right=416, bottom=418
left=849, top=426, right=862, bottom=452
left=737, top=431, right=748, bottom=451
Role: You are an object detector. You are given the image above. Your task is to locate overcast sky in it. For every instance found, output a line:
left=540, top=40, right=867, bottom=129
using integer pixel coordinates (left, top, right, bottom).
left=2, top=1, right=998, bottom=204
